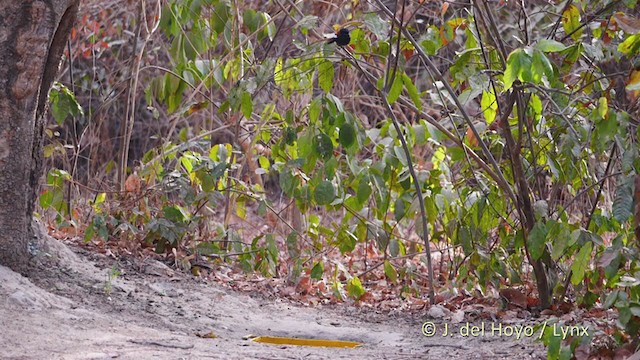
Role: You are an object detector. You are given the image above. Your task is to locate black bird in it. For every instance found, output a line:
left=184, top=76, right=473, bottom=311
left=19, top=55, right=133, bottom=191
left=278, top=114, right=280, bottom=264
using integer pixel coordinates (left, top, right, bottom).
left=328, top=28, right=351, bottom=46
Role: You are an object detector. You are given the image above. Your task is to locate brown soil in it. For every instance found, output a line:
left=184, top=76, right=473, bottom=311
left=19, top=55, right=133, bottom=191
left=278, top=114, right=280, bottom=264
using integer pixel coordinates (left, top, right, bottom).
left=0, top=233, right=545, bottom=359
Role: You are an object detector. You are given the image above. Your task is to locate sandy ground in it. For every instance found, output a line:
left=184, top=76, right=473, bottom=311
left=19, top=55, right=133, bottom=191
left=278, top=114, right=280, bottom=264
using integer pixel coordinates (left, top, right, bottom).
left=0, top=235, right=546, bottom=359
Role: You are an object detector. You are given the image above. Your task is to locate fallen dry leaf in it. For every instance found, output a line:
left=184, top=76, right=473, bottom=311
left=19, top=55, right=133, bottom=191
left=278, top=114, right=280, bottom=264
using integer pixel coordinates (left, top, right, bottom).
left=499, top=288, right=528, bottom=309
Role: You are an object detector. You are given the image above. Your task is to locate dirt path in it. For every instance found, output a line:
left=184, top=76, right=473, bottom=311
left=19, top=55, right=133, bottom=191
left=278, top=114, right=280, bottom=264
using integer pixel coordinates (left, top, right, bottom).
left=0, top=237, right=545, bottom=359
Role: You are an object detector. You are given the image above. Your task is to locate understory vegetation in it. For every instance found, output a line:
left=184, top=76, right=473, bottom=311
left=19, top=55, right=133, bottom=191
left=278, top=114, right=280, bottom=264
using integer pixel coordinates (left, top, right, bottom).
left=42, top=0, right=640, bottom=358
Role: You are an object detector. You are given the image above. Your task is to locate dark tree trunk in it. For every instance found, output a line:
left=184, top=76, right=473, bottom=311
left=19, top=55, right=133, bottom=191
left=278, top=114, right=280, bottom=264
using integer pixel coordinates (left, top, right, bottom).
left=0, top=0, right=79, bottom=273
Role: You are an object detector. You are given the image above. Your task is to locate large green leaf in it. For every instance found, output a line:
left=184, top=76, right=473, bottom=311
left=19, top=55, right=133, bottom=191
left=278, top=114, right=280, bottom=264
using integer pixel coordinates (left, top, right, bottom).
left=315, top=180, right=336, bottom=205
left=314, top=132, right=334, bottom=160
left=571, top=242, right=593, bottom=285
left=619, top=33, right=640, bottom=55
left=529, top=222, right=547, bottom=261
left=347, top=276, right=366, bottom=299
left=241, top=91, right=253, bottom=119
left=532, top=50, right=554, bottom=84
left=613, top=176, right=634, bottom=222
left=562, top=5, right=582, bottom=41
left=387, top=73, right=403, bottom=104
left=402, top=73, right=422, bottom=110
left=384, top=260, right=397, bottom=283
left=310, top=261, right=324, bottom=280
left=318, top=60, right=334, bottom=93
left=535, top=39, right=567, bottom=53
left=356, top=177, right=372, bottom=204
left=504, top=49, right=532, bottom=89
left=339, top=123, right=356, bottom=148
left=481, top=89, right=497, bottom=124
left=49, top=82, right=84, bottom=125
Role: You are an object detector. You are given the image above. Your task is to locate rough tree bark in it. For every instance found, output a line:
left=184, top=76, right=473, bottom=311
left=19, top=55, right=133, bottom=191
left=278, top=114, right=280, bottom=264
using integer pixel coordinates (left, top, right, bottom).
left=0, top=0, right=79, bottom=273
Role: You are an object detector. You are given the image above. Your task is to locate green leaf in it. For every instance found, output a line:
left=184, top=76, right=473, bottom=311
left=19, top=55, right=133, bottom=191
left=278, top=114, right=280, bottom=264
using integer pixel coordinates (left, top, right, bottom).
left=619, top=33, right=640, bottom=55
left=529, top=222, right=547, bottom=261
left=286, top=231, right=299, bottom=259
left=241, top=91, right=253, bottom=119
left=414, top=122, right=428, bottom=144
left=356, top=178, right=372, bottom=204
left=346, top=276, right=366, bottom=299
left=393, top=145, right=409, bottom=166
left=546, top=326, right=562, bottom=360
left=258, top=155, right=270, bottom=170
left=630, top=304, right=640, bottom=317
left=50, top=82, right=84, bottom=125
left=620, top=306, right=632, bottom=325
left=613, top=176, right=634, bottom=222
left=212, top=1, right=230, bottom=34
left=559, top=346, right=573, bottom=360
left=481, top=89, right=497, bottom=124
left=603, top=290, right=618, bottom=309
left=458, top=226, right=473, bottom=254
left=384, top=260, right=397, bottom=283
left=363, top=12, right=390, bottom=40
left=279, top=169, right=298, bottom=196
left=274, top=57, right=285, bottom=88
left=94, top=192, right=106, bottom=206
left=532, top=50, right=554, bottom=84
left=504, top=49, right=532, bottom=89
left=318, top=60, right=334, bottom=93
left=338, top=123, right=356, bottom=148
left=296, top=15, right=318, bottom=32
left=562, top=5, right=582, bottom=41
left=387, top=73, right=403, bottom=104
left=394, top=197, right=406, bottom=221
left=243, top=9, right=258, bottom=32
left=551, top=233, right=568, bottom=261
left=266, top=17, right=276, bottom=41
left=308, top=97, right=321, bottom=124
left=324, top=156, right=338, bottom=179
left=571, top=242, right=593, bottom=285
left=402, top=73, right=422, bottom=110
left=597, top=97, right=608, bottom=120
left=310, top=261, right=324, bottom=280
left=530, top=93, right=542, bottom=118
left=84, top=222, right=95, bottom=242
left=389, top=239, right=401, bottom=256
left=315, top=180, right=335, bottom=205
left=163, top=205, right=189, bottom=223
left=337, top=227, right=357, bottom=253
left=314, top=132, right=334, bottom=160
left=535, top=39, right=567, bottom=53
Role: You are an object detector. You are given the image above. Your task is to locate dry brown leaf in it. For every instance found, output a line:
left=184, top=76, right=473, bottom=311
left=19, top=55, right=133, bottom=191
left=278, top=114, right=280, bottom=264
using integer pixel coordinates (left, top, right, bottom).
left=441, top=2, right=449, bottom=18
left=124, top=172, right=141, bottom=193
left=465, top=127, right=479, bottom=147
left=499, top=288, right=527, bottom=309
left=295, top=276, right=311, bottom=295
left=613, top=12, right=640, bottom=34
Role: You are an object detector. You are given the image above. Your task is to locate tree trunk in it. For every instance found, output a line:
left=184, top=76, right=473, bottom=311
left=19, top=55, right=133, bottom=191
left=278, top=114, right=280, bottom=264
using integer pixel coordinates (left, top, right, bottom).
left=0, top=0, right=79, bottom=273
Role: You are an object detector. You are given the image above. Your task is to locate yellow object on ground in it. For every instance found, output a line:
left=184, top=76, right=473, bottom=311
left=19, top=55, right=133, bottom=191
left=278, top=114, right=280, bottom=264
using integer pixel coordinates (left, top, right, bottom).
left=252, top=336, right=361, bottom=348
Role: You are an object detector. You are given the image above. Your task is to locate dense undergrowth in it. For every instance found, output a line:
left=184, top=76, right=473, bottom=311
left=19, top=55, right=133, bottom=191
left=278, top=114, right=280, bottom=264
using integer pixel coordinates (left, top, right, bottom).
left=41, top=0, right=640, bottom=358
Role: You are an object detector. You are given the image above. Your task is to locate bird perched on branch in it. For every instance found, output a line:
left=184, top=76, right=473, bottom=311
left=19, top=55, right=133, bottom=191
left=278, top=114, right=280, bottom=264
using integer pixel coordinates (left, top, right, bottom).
left=328, top=28, right=351, bottom=46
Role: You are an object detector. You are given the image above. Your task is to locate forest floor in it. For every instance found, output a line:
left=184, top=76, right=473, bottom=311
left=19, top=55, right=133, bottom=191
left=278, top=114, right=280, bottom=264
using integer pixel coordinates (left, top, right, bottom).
left=0, top=232, right=546, bottom=359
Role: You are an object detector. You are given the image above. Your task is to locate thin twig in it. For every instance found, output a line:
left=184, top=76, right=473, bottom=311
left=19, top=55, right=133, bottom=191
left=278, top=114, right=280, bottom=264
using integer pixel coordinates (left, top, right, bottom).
left=128, top=339, right=194, bottom=349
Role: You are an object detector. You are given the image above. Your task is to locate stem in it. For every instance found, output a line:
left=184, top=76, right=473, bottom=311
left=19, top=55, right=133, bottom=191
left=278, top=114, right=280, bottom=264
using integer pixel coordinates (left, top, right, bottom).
left=501, top=89, right=551, bottom=308
left=348, top=47, right=436, bottom=303
left=380, top=93, right=436, bottom=305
